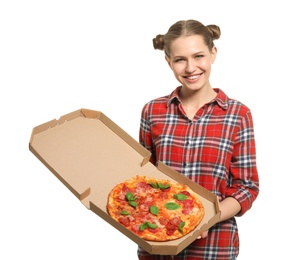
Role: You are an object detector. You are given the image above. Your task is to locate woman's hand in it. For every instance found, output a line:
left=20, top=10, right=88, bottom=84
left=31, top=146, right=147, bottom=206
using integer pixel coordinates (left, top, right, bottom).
left=197, top=197, right=241, bottom=239
left=197, top=230, right=208, bottom=239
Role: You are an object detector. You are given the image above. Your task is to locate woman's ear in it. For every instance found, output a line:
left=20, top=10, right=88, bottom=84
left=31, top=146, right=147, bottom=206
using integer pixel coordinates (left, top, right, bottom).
left=211, top=46, right=217, bottom=64
left=165, top=55, right=172, bottom=69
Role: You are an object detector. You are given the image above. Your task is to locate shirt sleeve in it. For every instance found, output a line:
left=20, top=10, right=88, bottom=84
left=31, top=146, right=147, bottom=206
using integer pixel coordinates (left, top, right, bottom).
left=226, top=110, right=259, bottom=216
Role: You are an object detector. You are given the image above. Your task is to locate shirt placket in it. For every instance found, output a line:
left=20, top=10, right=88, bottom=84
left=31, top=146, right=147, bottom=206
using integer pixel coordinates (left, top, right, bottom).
left=182, top=104, right=210, bottom=176
left=182, top=118, right=194, bottom=176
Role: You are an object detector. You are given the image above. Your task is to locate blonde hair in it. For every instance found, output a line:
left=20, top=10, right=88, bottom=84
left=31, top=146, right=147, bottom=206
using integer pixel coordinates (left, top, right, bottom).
left=153, top=19, right=221, bottom=58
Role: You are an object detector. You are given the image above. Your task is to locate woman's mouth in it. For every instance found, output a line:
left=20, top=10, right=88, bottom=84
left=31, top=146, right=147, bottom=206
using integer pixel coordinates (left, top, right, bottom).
left=185, top=73, right=202, bottom=81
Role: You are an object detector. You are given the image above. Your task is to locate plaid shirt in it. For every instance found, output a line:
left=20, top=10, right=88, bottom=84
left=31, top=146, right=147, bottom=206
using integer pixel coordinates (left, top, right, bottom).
left=137, top=87, right=259, bottom=260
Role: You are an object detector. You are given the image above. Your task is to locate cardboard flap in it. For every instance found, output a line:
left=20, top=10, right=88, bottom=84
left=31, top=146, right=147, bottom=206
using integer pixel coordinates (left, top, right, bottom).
left=29, top=108, right=151, bottom=206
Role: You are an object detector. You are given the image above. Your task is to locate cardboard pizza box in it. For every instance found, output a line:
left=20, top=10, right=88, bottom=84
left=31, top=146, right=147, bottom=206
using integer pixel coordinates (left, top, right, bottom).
left=29, top=108, right=220, bottom=255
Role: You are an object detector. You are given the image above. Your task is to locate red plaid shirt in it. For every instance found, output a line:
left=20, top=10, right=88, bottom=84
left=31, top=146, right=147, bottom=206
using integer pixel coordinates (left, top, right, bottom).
left=138, top=87, right=259, bottom=260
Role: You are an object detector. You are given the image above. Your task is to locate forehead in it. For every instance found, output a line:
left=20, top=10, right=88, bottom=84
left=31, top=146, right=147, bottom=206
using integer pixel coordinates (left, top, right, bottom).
left=170, top=35, right=207, bottom=56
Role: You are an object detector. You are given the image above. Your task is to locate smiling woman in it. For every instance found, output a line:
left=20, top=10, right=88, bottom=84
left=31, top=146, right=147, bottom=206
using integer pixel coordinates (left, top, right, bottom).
left=137, top=19, right=259, bottom=260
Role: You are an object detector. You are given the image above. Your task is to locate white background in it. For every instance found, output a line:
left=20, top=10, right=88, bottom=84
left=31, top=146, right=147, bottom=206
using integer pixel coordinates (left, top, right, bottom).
left=1, top=1, right=293, bottom=259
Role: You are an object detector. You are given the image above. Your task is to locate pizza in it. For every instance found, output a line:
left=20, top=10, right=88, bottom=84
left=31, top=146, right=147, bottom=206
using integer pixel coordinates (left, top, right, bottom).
left=107, top=175, right=205, bottom=241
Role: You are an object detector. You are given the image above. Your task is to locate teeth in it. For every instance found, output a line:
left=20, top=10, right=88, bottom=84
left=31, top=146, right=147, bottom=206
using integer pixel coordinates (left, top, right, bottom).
left=187, top=75, right=198, bottom=80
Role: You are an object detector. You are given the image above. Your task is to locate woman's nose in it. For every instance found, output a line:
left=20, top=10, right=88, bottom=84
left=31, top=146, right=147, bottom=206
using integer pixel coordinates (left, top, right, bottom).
left=185, top=60, right=195, bottom=73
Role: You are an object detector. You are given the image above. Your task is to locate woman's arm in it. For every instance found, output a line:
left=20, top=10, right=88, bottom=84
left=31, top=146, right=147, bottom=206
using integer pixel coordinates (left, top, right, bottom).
left=219, top=197, right=241, bottom=222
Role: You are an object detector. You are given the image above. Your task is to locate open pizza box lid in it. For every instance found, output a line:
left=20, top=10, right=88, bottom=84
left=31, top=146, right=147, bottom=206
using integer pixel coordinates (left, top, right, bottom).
left=29, top=108, right=220, bottom=255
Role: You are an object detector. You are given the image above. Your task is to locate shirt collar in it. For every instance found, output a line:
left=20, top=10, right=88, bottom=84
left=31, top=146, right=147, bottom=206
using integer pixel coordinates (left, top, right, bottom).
left=212, top=88, right=229, bottom=110
left=166, top=86, right=182, bottom=106
left=166, top=86, right=229, bottom=110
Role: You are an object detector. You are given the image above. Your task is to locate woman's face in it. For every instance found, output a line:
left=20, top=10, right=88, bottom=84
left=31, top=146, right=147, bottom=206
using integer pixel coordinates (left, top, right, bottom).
left=166, top=35, right=217, bottom=92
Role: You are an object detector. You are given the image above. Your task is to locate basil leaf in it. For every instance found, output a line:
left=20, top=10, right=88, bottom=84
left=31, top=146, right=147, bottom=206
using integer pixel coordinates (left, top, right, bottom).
left=150, top=205, right=159, bottom=216
left=179, top=221, right=185, bottom=229
left=147, top=222, right=158, bottom=229
left=178, top=221, right=185, bottom=234
left=128, top=200, right=138, bottom=207
left=125, top=192, right=134, bottom=201
left=173, top=193, right=188, bottom=201
left=149, top=182, right=158, bottom=188
left=140, top=221, right=158, bottom=231
left=165, top=202, right=181, bottom=210
left=149, top=182, right=170, bottom=190
left=157, top=182, right=170, bottom=190
left=125, top=192, right=137, bottom=207
left=120, top=210, right=130, bottom=215
left=140, top=222, right=148, bottom=231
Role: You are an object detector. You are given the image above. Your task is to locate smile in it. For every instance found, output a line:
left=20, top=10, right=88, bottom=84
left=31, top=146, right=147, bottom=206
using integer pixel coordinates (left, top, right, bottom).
left=185, top=74, right=202, bottom=80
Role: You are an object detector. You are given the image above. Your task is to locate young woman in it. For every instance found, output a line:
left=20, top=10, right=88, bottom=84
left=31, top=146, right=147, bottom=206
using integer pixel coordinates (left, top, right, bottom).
left=138, top=19, right=259, bottom=260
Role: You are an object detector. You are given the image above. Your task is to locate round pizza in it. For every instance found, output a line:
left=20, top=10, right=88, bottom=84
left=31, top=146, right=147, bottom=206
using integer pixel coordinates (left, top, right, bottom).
left=107, top=175, right=205, bottom=241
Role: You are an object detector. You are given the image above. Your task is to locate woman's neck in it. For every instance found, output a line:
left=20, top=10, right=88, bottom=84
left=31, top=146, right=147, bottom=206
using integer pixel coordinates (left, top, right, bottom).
left=179, top=86, right=217, bottom=119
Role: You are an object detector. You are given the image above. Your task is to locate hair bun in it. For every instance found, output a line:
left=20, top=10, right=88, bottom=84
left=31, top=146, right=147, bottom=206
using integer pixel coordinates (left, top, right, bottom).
left=153, top=34, right=165, bottom=50
left=206, top=25, right=221, bottom=41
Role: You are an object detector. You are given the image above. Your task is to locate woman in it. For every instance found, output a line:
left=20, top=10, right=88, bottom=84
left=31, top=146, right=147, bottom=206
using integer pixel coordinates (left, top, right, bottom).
left=138, top=19, right=259, bottom=260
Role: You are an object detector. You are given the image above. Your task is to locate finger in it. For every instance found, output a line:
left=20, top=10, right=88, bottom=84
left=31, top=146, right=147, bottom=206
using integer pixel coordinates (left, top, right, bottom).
left=201, top=231, right=208, bottom=238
